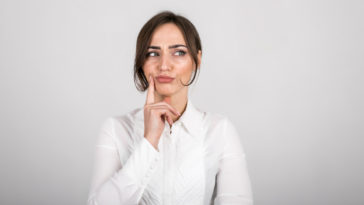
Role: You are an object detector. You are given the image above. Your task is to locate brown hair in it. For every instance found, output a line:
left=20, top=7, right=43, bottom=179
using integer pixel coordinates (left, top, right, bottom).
left=133, top=11, right=202, bottom=92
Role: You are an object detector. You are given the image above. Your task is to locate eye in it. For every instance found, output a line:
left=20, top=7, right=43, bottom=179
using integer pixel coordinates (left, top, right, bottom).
left=174, top=50, right=186, bottom=56
left=146, top=51, right=159, bottom=57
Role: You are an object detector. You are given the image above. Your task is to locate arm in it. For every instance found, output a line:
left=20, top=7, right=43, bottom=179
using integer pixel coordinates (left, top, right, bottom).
left=87, top=118, right=161, bottom=205
left=214, top=118, right=254, bottom=205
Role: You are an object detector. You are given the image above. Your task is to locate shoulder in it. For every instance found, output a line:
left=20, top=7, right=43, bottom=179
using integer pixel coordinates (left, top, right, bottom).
left=199, top=112, right=238, bottom=149
left=99, top=107, right=143, bottom=137
left=106, top=107, right=143, bottom=126
left=96, top=108, right=144, bottom=163
left=202, top=111, right=242, bottom=145
left=202, top=111, right=235, bottom=132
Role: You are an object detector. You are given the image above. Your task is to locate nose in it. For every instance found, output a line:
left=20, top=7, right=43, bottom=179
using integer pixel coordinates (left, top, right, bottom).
left=159, top=53, right=171, bottom=71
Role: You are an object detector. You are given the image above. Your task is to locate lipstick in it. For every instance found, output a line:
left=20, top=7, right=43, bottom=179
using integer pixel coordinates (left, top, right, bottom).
left=156, top=75, right=175, bottom=83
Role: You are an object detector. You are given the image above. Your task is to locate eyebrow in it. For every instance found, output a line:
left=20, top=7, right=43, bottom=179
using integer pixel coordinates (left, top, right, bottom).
left=147, top=44, right=187, bottom=49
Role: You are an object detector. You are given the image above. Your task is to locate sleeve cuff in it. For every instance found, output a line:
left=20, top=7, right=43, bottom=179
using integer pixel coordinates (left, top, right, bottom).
left=121, top=137, right=161, bottom=188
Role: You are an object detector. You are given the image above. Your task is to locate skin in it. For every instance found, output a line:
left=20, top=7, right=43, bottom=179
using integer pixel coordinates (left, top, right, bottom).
left=143, top=23, right=202, bottom=150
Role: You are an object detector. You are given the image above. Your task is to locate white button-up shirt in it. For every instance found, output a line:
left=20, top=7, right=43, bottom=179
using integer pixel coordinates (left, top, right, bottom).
left=87, top=99, right=253, bottom=205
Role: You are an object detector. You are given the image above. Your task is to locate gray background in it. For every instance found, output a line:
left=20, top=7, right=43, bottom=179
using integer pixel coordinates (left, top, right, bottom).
left=1, top=0, right=363, bottom=204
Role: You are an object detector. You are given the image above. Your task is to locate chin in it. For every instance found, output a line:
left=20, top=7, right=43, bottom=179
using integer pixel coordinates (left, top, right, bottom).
left=156, top=87, right=176, bottom=96
left=156, top=84, right=174, bottom=91
left=157, top=90, right=174, bottom=96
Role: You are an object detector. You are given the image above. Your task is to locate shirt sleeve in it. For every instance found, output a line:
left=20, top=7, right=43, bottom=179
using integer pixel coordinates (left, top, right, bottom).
left=87, top=117, right=161, bottom=205
left=214, top=117, right=254, bottom=205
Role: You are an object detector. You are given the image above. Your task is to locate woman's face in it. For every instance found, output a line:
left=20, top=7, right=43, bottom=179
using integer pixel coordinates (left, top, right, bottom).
left=143, top=23, right=200, bottom=98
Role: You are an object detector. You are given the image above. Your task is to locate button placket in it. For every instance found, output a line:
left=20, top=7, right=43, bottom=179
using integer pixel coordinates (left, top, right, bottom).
left=170, top=122, right=182, bottom=204
left=162, top=122, right=181, bottom=204
left=170, top=122, right=181, bottom=144
left=162, top=133, right=170, bottom=204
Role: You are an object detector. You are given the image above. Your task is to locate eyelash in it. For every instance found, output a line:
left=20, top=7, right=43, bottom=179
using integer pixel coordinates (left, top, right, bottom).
left=146, top=50, right=186, bottom=57
left=146, top=52, right=158, bottom=57
left=175, top=50, right=186, bottom=56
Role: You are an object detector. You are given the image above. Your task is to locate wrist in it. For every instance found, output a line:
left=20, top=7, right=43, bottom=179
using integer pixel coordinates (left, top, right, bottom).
left=144, top=136, right=159, bottom=150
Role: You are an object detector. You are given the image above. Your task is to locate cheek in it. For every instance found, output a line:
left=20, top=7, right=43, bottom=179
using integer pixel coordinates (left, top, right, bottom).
left=143, top=59, right=159, bottom=69
left=142, top=61, right=154, bottom=75
left=177, top=65, right=194, bottom=81
left=174, top=55, right=193, bottom=68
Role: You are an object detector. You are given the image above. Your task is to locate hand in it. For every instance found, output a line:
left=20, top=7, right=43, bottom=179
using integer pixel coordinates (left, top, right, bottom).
left=143, top=74, right=180, bottom=150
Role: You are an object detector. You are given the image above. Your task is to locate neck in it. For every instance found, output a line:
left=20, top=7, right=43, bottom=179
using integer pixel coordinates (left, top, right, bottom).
left=154, top=88, right=188, bottom=122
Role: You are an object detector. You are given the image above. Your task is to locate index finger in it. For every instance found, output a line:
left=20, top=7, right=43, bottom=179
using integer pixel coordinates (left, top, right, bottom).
left=145, top=74, right=155, bottom=105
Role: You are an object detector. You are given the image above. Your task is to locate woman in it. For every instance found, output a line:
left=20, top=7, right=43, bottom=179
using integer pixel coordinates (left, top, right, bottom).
left=87, top=11, right=253, bottom=205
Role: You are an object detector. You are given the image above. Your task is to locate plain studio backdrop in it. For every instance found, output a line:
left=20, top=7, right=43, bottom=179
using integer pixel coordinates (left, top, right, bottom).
left=1, top=0, right=363, bottom=204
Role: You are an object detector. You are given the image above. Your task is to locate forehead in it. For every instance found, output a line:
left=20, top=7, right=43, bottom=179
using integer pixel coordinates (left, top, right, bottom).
left=150, top=23, right=186, bottom=45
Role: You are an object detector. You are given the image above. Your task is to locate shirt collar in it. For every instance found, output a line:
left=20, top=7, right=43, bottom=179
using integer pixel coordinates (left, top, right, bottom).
left=135, top=98, right=204, bottom=138
left=176, top=98, right=204, bottom=137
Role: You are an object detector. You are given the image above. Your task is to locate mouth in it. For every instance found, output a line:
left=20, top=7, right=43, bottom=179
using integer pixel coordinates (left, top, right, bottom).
left=156, top=75, right=175, bottom=83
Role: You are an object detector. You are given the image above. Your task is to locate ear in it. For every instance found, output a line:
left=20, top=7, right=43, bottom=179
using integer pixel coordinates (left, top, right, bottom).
left=197, top=50, right=202, bottom=68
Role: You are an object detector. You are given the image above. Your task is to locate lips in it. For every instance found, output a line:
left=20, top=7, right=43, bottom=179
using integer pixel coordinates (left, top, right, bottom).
left=156, top=75, right=175, bottom=83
